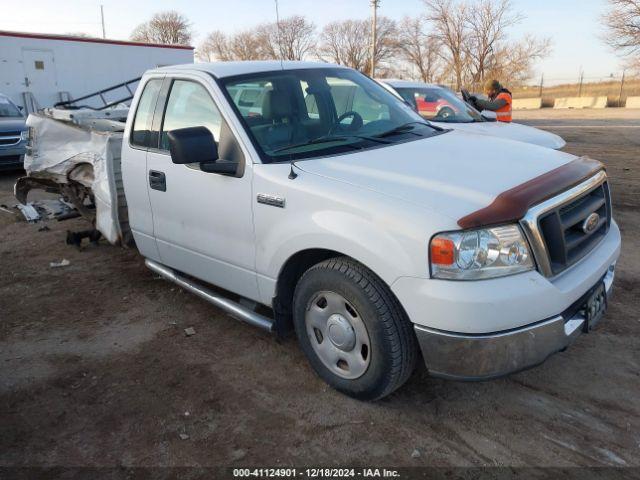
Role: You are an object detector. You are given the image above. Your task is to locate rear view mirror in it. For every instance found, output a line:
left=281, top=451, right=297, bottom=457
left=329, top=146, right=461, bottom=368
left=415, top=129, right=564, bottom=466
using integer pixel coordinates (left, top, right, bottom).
left=168, top=126, right=218, bottom=164
left=481, top=110, right=498, bottom=122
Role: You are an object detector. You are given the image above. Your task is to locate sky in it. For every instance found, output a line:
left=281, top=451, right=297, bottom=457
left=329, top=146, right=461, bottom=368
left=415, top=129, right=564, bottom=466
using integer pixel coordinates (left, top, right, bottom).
left=0, top=0, right=623, bottom=84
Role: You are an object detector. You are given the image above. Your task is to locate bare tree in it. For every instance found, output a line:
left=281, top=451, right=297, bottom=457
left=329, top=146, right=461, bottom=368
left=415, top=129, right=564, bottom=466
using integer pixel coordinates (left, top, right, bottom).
left=318, top=17, right=397, bottom=73
left=424, top=0, right=469, bottom=89
left=424, top=0, right=550, bottom=89
left=396, top=16, right=442, bottom=82
left=318, top=20, right=369, bottom=70
left=465, top=0, right=523, bottom=83
left=603, top=0, right=640, bottom=68
left=256, top=16, right=316, bottom=61
left=199, top=16, right=315, bottom=63
left=197, top=30, right=269, bottom=61
left=488, top=35, right=552, bottom=84
left=197, top=31, right=233, bottom=62
left=370, top=17, right=398, bottom=73
left=131, top=11, right=192, bottom=45
left=229, top=31, right=270, bottom=60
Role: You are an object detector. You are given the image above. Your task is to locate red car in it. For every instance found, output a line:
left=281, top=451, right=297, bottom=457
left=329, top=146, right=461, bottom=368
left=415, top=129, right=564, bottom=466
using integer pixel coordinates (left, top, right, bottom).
left=415, top=95, right=451, bottom=116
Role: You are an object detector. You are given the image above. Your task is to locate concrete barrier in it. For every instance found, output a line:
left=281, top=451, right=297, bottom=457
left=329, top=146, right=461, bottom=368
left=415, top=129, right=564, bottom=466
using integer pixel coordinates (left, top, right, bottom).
left=625, top=96, right=640, bottom=108
left=513, top=98, right=542, bottom=110
left=554, top=96, right=608, bottom=109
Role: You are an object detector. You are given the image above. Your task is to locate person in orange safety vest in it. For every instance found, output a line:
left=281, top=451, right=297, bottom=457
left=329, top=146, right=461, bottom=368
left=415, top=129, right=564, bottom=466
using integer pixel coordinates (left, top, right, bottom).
left=469, top=79, right=512, bottom=123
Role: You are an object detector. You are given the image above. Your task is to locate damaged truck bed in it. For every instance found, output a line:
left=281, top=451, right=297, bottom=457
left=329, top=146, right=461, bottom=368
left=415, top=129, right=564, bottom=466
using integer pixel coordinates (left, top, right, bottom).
left=16, top=110, right=132, bottom=245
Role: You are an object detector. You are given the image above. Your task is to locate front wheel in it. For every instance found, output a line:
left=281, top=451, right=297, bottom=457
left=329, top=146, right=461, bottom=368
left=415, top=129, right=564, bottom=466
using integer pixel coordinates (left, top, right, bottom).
left=293, top=257, right=417, bottom=400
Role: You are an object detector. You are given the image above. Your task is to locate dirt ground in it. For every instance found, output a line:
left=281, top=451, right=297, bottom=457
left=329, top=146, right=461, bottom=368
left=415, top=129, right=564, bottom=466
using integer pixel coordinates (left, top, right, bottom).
left=1, top=109, right=639, bottom=472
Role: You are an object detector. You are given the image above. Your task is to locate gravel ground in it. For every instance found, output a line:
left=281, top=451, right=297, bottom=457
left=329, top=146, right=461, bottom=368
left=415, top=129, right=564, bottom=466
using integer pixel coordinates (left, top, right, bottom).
left=1, top=110, right=639, bottom=472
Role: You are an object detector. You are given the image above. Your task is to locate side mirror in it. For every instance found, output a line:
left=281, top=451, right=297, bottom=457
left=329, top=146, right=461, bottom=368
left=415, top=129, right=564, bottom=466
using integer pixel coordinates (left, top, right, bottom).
left=168, top=126, right=218, bottom=164
left=167, top=126, right=239, bottom=176
left=200, top=159, right=239, bottom=174
left=481, top=110, right=497, bottom=122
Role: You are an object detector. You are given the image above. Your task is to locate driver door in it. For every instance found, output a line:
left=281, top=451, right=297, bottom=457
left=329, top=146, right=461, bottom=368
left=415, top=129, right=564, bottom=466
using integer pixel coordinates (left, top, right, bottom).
left=146, top=76, right=259, bottom=301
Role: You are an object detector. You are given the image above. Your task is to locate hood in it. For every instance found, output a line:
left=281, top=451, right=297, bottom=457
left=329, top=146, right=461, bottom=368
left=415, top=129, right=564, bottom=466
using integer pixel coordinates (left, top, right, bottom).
left=0, top=117, right=27, bottom=132
left=434, top=120, right=566, bottom=150
left=296, top=129, right=576, bottom=225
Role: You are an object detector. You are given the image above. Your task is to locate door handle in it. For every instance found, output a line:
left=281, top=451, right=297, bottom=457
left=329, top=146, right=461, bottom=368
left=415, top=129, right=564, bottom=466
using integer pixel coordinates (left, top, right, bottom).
left=148, top=170, right=166, bottom=192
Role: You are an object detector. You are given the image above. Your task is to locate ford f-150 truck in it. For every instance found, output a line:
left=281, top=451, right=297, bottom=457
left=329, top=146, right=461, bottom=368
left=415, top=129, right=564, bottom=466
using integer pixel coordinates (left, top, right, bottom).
left=18, top=61, right=620, bottom=400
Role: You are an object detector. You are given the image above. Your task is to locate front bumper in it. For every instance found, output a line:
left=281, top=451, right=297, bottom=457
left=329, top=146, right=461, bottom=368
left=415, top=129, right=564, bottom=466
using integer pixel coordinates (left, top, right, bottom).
left=415, top=264, right=616, bottom=380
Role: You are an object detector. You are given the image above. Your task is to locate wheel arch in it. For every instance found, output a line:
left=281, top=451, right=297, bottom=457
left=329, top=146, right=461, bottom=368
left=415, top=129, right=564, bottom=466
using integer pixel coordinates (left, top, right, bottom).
left=272, top=247, right=407, bottom=338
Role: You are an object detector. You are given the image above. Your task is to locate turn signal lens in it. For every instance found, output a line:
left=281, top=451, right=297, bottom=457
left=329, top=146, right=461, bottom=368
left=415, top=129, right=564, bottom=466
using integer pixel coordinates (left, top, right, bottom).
left=430, top=237, right=455, bottom=265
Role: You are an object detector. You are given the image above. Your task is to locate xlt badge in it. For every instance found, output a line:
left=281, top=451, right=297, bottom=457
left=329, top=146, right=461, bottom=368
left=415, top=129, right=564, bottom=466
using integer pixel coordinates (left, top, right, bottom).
left=257, top=193, right=286, bottom=208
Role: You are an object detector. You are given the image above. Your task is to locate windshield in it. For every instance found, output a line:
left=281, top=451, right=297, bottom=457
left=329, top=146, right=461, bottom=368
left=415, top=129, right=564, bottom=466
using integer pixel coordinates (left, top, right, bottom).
left=222, top=68, right=444, bottom=163
left=0, top=97, right=23, bottom=118
left=394, top=86, right=482, bottom=123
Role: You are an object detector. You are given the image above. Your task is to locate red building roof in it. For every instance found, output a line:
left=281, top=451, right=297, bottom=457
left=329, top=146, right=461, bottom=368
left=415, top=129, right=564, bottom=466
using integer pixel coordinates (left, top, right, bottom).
left=0, top=30, right=194, bottom=50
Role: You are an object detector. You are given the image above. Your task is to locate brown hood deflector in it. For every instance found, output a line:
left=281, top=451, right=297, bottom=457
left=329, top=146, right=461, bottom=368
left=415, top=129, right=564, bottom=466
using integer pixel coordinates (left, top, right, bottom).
left=457, top=157, right=605, bottom=229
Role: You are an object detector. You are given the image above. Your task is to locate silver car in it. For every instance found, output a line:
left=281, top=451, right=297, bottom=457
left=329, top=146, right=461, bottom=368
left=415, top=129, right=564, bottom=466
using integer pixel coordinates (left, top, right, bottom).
left=0, top=94, right=28, bottom=170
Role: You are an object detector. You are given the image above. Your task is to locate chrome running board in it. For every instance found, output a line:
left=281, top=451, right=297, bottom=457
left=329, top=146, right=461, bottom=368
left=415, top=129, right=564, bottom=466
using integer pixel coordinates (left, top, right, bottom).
left=145, top=259, right=274, bottom=332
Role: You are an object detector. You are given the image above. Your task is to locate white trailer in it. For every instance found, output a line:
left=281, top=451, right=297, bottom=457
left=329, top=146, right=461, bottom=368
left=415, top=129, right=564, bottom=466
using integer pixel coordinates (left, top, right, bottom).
left=0, top=31, right=193, bottom=112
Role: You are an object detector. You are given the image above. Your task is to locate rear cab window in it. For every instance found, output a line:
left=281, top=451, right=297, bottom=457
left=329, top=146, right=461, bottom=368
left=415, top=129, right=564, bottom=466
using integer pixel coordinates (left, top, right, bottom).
left=130, top=79, right=163, bottom=148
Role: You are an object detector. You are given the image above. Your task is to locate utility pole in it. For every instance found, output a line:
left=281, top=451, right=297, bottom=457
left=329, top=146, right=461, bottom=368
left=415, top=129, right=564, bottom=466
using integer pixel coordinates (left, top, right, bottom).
left=100, top=5, right=106, bottom=39
left=618, top=70, right=626, bottom=106
left=578, top=69, right=584, bottom=97
left=370, top=0, right=380, bottom=77
left=538, top=73, right=544, bottom=98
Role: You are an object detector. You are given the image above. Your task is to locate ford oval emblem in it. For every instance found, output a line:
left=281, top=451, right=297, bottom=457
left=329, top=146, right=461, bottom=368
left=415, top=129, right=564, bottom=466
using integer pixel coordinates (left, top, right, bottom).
left=582, top=212, right=600, bottom=234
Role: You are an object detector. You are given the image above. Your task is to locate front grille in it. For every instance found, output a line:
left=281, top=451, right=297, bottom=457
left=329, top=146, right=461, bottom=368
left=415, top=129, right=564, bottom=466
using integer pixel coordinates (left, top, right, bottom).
left=0, top=132, right=21, bottom=146
left=537, top=181, right=611, bottom=275
left=0, top=155, right=22, bottom=164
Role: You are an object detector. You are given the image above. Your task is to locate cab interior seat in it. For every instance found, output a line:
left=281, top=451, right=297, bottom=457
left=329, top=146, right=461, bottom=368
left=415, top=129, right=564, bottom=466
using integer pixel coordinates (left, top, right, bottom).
left=252, top=89, right=309, bottom=151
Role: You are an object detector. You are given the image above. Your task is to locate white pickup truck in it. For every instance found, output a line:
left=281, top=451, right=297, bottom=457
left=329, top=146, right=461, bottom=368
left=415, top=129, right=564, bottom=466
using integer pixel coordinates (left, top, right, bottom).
left=20, top=61, right=621, bottom=400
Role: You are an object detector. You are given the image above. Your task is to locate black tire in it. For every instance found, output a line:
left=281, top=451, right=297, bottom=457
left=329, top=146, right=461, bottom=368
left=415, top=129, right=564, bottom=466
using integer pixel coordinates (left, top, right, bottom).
left=293, top=257, right=417, bottom=400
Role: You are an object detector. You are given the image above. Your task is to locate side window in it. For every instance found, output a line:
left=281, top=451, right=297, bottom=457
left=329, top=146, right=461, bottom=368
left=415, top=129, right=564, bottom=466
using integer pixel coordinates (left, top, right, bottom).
left=160, top=80, right=222, bottom=151
left=131, top=79, right=162, bottom=148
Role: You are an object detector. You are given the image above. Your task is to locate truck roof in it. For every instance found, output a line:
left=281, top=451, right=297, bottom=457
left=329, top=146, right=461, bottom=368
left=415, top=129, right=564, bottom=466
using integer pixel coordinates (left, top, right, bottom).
left=151, top=61, right=346, bottom=79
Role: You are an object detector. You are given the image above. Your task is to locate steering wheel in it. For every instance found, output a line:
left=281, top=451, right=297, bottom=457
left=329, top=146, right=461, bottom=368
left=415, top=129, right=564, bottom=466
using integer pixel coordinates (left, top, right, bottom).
left=330, top=111, right=364, bottom=135
left=436, top=106, right=455, bottom=119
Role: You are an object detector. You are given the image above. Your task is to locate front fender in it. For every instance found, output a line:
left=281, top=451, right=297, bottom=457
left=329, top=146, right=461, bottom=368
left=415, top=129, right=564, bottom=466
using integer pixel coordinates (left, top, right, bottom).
left=252, top=163, right=455, bottom=305
left=265, top=209, right=414, bottom=283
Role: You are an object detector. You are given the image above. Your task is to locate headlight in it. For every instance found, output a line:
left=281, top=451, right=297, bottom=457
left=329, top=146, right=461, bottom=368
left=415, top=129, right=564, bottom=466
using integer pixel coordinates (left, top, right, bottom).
left=20, top=130, right=29, bottom=142
left=430, top=225, right=534, bottom=280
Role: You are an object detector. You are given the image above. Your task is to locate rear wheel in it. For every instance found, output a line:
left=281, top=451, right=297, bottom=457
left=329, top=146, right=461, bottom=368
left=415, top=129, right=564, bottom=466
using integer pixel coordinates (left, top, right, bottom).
left=293, top=257, right=417, bottom=400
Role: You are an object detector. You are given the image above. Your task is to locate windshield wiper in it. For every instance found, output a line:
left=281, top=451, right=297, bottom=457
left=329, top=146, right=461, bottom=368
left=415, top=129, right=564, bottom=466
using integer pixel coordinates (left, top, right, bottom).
left=271, top=134, right=387, bottom=154
left=374, top=121, right=443, bottom=138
